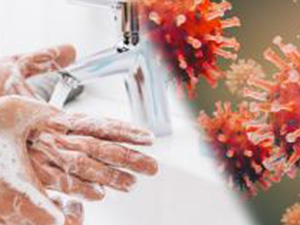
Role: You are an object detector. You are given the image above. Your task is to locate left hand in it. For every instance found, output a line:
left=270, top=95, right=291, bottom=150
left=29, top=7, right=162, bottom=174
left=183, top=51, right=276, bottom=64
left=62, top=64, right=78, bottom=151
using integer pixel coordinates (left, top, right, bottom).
left=0, top=44, right=76, bottom=97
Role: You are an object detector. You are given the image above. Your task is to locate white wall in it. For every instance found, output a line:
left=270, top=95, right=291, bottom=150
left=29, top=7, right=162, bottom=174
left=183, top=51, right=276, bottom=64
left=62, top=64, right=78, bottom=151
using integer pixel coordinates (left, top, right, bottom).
left=0, top=0, right=117, bottom=57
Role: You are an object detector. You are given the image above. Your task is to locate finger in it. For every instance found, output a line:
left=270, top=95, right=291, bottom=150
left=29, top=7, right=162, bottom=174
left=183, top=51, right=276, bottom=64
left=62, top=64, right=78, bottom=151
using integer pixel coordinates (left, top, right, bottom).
left=0, top=63, right=36, bottom=98
left=0, top=96, right=66, bottom=225
left=63, top=200, right=84, bottom=225
left=51, top=198, right=84, bottom=225
left=0, top=180, right=65, bottom=225
left=4, top=75, right=36, bottom=98
left=59, top=151, right=136, bottom=192
left=54, top=135, right=158, bottom=175
left=0, top=64, right=11, bottom=95
left=47, top=113, right=154, bottom=145
left=18, top=44, right=76, bottom=78
left=18, top=196, right=64, bottom=225
left=39, top=164, right=105, bottom=201
left=30, top=150, right=105, bottom=201
left=8, top=80, right=36, bottom=98
left=29, top=132, right=67, bottom=170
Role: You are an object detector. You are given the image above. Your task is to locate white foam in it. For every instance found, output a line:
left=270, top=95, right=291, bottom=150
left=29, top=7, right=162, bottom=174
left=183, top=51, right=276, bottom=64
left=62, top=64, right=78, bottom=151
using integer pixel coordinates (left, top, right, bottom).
left=0, top=133, right=65, bottom=225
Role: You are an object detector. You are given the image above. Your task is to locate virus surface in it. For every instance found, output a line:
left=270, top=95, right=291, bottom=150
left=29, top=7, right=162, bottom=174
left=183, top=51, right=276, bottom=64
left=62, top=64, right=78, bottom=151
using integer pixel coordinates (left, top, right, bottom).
left=282, top=203, right=300, bottom=225
left=198, top=101, right=274, bottom=196
left=198, top=37, right=300, bottom=195
left=228, top=36, right=300, bottom=176
left=225, top=59, right=266, bottom=96
left=141, top=0, right=240, bottom=97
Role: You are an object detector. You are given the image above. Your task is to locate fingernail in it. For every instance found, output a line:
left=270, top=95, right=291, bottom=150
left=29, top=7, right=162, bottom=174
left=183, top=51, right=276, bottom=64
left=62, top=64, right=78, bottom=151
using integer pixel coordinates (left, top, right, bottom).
left=111, top=172, right=136, bottom=192
left=122, top=176, right=137, bottom=192
left=133, top=156, right=159, bottom=176
left=145, top=158, right=159, bottom=176
left=91, top=183, right=105, bottom=200
left=135, top=132, right=155, bottom=145
left=125, top=178, right=137, bottom=192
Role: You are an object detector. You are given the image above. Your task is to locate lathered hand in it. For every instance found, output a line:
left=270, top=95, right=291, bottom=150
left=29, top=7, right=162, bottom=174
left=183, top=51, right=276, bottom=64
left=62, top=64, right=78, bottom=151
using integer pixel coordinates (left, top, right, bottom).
left=29, top=111, right=158, bottom=196
left=0, top=45, right=76, bottom=97
left=0, top=45, right=158, bottom=206
left=0, top=96, right=83, bottom=225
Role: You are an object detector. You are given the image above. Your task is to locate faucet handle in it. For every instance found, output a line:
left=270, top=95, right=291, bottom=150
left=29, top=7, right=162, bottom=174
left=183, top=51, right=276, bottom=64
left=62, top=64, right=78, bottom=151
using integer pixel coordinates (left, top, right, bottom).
left=68, top=0, right=132, bottom=8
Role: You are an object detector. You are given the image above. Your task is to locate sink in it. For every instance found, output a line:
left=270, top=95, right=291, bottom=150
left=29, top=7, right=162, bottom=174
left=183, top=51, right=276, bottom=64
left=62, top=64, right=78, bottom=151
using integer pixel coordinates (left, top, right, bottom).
left=83, top=164, right=254, bottom=225
left=64, top=76, right=255, bottom=225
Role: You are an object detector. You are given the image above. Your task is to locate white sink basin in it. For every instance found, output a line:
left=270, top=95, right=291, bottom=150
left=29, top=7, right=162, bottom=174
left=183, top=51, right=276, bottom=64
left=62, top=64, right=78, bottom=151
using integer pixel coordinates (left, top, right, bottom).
left=64, top=76, right=255, bottom=225
left=83, top=164, right=253, bottom=225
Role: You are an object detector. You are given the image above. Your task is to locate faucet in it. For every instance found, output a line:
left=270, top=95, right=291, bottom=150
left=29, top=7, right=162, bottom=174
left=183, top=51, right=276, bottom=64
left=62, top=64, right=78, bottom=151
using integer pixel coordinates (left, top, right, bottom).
left=50, top=0, right=172, bottom=136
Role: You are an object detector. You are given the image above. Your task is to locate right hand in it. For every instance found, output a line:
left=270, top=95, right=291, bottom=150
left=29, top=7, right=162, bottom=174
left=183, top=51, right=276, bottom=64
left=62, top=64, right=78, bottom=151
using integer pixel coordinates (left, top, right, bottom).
left=0, top=95, right=158, bottom=225
left=0, top=96, right=83, bottom=225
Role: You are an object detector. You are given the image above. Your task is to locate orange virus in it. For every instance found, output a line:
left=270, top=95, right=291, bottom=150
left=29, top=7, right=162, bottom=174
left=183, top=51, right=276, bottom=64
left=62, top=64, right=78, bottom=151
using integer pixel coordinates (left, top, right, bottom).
left=141, top=0, right=241, bottom=97
left=232, top=36, right=300, bottom=176
left=199, top=37, right=300, bottom=195
left=198, top=102, right=274, bottom=196
left=282, top=203, right=300, bottom=225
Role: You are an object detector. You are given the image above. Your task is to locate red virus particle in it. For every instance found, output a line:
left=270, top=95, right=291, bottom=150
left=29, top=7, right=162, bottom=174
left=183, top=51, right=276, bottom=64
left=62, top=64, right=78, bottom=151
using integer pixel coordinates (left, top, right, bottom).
left=282, top=203, right=300, bottom=225
left=226, top=36, right=300, bottom=178
left=198, top=37, right=300, bottom=196
left=141, top=0, right=241, bottom=97
left=198, top=101, right=274, bottom=196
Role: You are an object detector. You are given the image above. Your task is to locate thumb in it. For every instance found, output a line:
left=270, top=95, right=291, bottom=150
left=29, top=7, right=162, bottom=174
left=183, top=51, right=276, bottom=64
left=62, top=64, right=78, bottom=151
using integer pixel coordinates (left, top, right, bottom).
left=0, top=95, right=52, bottom=134
left=18, top=44, right=77, bottom=78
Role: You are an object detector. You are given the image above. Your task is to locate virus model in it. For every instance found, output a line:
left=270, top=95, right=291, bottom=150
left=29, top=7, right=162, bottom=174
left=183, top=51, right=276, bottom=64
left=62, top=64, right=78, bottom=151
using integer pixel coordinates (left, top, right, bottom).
left=226, top=59, right=266, bottom=96
left=199, top=36, right=300, bottom=195
left=141, top=0, right=241, bottom=97
left=282, top=203, right=300, bottom=225
left=198, top=101, right=275, bottom=196
left=226, top=36, right=300, bottom=176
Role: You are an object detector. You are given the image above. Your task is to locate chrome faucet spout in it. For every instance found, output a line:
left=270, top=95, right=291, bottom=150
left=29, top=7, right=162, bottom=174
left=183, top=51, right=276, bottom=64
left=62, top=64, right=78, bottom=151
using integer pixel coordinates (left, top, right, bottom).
left=124, top=41, right=172, bottom=136
left=64, top=46, right=137, bottom=83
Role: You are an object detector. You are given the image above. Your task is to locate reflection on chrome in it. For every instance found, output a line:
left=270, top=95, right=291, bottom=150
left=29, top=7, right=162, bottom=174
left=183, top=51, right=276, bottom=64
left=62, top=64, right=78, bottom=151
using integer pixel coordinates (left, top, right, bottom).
left=50, top=0, right=171, bottom=136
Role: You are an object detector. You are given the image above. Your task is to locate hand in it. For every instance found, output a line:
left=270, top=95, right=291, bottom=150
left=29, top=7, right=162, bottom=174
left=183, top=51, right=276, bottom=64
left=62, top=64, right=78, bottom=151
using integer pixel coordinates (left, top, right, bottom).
left=0, top=96, right=83, bottom=225
left=0, top=45, right=158, bottom=203
left=0, top=45, right=76, bottom=97
left=28, top=110, right=158, bottom=199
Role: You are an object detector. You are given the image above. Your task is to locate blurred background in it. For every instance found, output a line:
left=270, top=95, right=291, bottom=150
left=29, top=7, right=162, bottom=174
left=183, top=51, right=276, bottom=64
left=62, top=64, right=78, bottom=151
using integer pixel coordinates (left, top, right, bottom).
left=189, top=0, right=300, bottom=224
